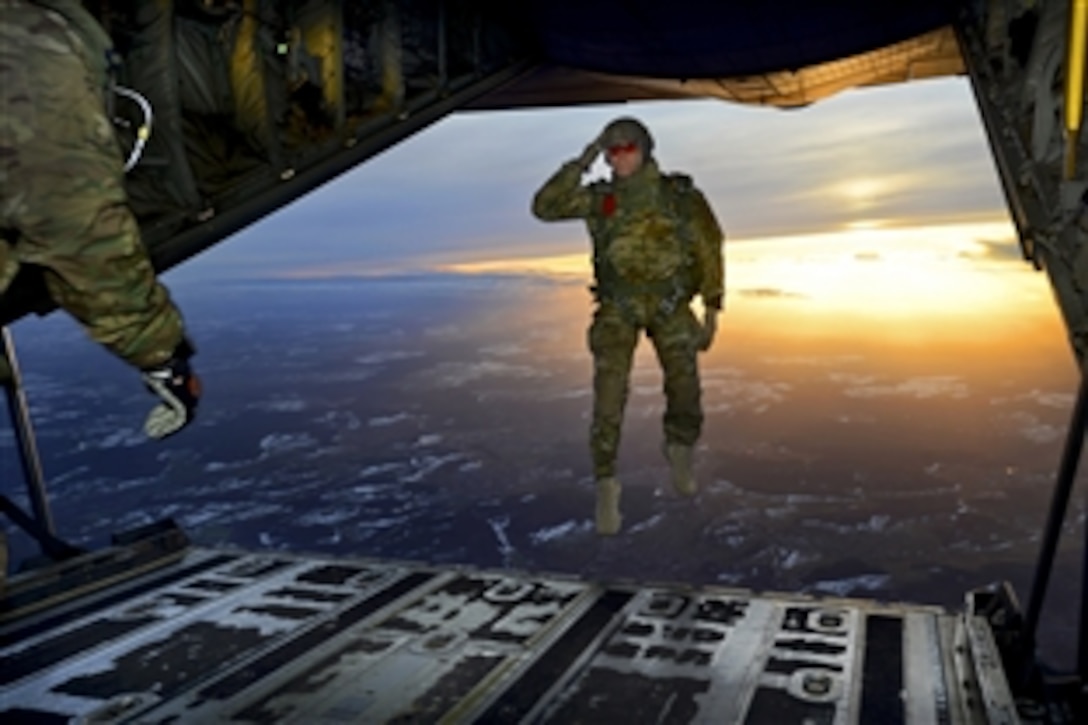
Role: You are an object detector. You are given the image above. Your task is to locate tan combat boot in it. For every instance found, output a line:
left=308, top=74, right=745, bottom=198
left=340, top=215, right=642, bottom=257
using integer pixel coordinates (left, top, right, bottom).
left=665, top=443, right=697, bottom=496
left=595, top=477, right=622, bottom=535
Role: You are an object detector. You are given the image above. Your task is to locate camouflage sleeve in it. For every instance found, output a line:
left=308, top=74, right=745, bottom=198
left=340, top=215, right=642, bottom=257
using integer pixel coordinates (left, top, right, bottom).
left=8, top=6, right=186, bottom=371
left=690, top=189, right=725, bottom=309
left=531, top=161, right=594, bottom=221
left=39, top=204, right=187, bottom=370
left=34, top=0, right=116, bottom=84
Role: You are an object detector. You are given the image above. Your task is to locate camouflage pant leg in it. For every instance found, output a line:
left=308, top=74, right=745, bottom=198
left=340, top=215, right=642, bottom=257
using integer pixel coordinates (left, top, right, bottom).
left=588, top=302, right=639, bottom=478
left=0, top=6, right=184, bottom=369
left=0, top=240, right=8, bottom=381
left=648, top=306, right=703, bottom=446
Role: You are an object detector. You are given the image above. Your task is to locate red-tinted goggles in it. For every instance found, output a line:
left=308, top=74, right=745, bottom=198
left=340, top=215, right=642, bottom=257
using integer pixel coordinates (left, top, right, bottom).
left=606, top=141, right=640, bottom=155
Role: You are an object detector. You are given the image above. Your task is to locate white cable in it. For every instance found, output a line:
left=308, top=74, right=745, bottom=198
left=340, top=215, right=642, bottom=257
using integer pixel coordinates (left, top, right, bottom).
left=112, top=84, right=153, bottom=172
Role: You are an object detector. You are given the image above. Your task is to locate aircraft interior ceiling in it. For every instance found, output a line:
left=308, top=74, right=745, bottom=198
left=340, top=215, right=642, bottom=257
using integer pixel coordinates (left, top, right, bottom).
left=471, top=26, right=966, bottom=111
left=518, top=0, right=958, bottom=78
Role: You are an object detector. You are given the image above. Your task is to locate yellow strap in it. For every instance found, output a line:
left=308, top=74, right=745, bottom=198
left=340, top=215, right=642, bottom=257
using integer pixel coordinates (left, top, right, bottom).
left=1065, top=0, right=1087, bottom=177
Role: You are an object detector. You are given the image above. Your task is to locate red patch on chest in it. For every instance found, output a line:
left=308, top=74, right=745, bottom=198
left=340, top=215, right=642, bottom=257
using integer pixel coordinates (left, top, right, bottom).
left=602, top=193, right=616, bottom=217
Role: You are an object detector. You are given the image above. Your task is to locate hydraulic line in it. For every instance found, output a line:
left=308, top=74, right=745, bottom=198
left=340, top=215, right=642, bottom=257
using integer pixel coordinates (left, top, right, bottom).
left=112, top=84, right=153, bottom=173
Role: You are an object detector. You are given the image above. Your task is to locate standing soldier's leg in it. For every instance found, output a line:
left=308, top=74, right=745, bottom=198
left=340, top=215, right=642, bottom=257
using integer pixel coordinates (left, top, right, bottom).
left=0, top=237, right=16, bottom=292
left=5, top=10, right=185, bottom=370
left=0, top=528, right=6, bottom=595
left=651, top=306, right=703, bottom=495
left=0, top=239, right=13, bottom=384
left=588, top=303, right=638, bottom=534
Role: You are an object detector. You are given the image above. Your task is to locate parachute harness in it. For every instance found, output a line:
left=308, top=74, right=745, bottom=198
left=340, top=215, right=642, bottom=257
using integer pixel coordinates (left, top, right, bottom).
left=589, top=175, right=699, bottom=326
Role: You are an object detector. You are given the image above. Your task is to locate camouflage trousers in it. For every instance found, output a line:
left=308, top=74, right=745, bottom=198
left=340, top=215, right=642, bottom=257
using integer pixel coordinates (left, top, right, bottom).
left=0, top=1, right=183, bottom=369
left=587, top=297, right=704, bottom=478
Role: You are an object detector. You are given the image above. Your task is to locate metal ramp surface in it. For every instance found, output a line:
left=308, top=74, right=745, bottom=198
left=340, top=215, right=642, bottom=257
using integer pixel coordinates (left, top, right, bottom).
left=0, top=547, right=1019, bottom=723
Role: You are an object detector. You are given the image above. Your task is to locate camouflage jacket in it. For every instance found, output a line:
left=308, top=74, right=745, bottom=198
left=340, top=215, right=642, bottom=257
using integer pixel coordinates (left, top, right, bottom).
left=25, top=0, right=115, bottom=86
left=532, top=157, right=724, bottom=310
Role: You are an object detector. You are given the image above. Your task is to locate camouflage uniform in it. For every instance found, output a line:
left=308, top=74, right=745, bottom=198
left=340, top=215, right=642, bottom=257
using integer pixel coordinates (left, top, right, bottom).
left=532, top=141, right=723, bottom=480
left=0, top=0, right=185, bottom=370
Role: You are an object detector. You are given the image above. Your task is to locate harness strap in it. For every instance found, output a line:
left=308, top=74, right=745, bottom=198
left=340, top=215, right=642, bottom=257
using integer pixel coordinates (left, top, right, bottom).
left=589, top=173, right=700, bottom=322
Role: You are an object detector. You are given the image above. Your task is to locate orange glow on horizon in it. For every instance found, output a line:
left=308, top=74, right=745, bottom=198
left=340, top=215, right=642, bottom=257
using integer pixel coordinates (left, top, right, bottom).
left=438, top=219, right=1066, bottom=351
left=441, top=253, right=591, bottom=279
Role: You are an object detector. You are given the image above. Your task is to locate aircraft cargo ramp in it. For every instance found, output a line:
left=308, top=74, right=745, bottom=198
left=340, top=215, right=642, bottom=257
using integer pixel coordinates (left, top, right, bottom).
left=1, top=538, right=1025, bottom=724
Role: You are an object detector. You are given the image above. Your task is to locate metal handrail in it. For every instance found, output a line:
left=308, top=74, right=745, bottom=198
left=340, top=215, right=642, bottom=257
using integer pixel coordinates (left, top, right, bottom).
left=2, top=327, right=54, bottom=543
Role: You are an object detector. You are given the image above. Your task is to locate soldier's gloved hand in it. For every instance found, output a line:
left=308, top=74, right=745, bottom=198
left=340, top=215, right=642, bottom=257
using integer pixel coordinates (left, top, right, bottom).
left=698, top=309, right=719, bottom=352
left=142, top=340, right=201, bottom=440
left=576, top=135, right=602, bottom=170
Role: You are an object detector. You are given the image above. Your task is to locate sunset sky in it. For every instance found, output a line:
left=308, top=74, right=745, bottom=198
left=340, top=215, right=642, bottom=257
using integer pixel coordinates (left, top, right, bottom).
left=170, top=75, right=1012, bottom=276
left=162, top=73, right=1067, bottom=359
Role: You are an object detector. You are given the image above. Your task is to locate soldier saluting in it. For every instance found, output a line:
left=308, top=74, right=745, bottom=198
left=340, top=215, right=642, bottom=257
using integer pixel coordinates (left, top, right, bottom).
left=532, top=117, right=725, bottom=535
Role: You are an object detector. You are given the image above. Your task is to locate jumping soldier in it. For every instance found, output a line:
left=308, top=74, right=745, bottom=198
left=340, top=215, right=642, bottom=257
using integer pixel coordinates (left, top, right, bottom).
left=532, top=117, right=724, bottom=535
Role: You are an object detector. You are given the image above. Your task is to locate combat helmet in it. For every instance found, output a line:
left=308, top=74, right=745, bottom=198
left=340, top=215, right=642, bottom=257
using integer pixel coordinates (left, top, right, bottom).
left=600, top=117, right=654, bottom=156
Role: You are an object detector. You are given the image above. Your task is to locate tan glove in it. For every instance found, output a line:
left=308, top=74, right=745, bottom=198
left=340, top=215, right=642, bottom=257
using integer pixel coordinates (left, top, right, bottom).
left=698, top=308, right=719, bottom=352
left=142, top=338, right=201, bottom=439
left=576, top=134, right=602, bottom=170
